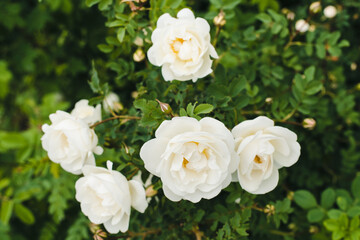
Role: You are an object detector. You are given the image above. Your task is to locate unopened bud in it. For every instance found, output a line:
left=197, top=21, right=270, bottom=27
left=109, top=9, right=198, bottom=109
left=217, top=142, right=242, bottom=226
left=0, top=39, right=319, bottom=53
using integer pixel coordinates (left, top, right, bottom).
left=295, top=19, right=310, bottom=33
left=303, top=118, right=316, bottom=130
left=133, top=36, right=144, bottom=47
left=309, top=2, right=321, bottom=14
left=309, top=24, right=316, bottom=32
left=265, top=97, right=273, bottom=104
left=309, top=225, right=319, bottom=234
left=103, top=92, right=123, bottom=113
left=355, top=83, right=360, bottom=91
left=264, top=204, right=275, bottom=216
left=351, top=62, right=357, bottom=71
left=287, top=191, right=294, bottom=200
left=213, top=10, right=226, bottom=27
left=324, top=5, right=337, bottom=18
left=89, top=223, right=101, bottom=234
left=287, top=12, right=295, bottom=20
left=131, top=91, right=139, bottom=99
left=145, top=185, right=158, bottom=197
left=156, top=99, right=172, bottom=114
left=94, top=229, right=107, bottom=240
left=133, top=48, right=145, bottom=62
left=288, top=223, right=296, bottom=230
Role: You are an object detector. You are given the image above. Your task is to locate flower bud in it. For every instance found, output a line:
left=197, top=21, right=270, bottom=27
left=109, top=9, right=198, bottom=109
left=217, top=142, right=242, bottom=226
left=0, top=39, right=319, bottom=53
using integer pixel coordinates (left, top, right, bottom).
left=133, top=48, right=145, bottom=62
left=309, top=2, right=321, bottom=14
left=309, top=226, right=319, bottom=234
left=295, top=19, right=310, bottom=33
left=287, top=12, right=295, bottom=20
left=133, top=36, right=144, bottom=47
left=213, top=10, right=226, bottom=27
left=309, top=25, right=316, bottom=32
left=131, top=91, right=139, bottom=99
left=93, top=229, right=107, bottom=240
left=303, top=118, right=316, bottom=130
left=156, top=99, right=172, bottom=114
left=264, top=204, right=275, bottom=216
left=324, top=5, right=337, bottom=18
left=265, top=97, right=273, bottom=104
left=145, top=185, right=158, bottom=197
left=287, top=191, right=294, bottom=200
left=351, top=62, right=357, bottom=71
left=103, top=92, right=123, bottom=113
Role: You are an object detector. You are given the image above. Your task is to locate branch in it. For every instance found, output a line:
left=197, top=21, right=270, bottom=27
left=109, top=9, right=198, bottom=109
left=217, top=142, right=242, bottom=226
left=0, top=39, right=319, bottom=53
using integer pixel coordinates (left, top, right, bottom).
left=90, top=115, right=140, bottom=129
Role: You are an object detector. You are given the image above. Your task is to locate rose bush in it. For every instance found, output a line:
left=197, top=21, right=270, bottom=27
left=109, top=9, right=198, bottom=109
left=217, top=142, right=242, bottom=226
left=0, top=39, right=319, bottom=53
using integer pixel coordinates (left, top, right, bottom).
left=41, top=110, right=103, bottom=174
left=140, top=117, right=238, bottom=203
left=147, top=8, right=218, bottom=82
left=232, top=116, right=301, bottom=194
left=75, top=161, right=148, bottom=233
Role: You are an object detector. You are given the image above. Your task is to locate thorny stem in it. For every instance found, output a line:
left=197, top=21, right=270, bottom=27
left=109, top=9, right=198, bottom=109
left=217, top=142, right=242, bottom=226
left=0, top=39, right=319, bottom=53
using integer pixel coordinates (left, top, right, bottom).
left=90, top=115, right=140, bottom=129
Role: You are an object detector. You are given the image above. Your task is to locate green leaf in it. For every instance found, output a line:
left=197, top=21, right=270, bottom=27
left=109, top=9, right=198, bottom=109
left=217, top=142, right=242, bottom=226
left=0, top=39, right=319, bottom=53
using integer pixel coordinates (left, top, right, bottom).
left=337, top=197, right=348, bottom=211
left=0, top=200, right=14, bottom=225
left=257, top=13, right=272, bottom=23
left=97, top=44, right=113, bottom=53
left=324, top=219, right=340, bottom=231
left=179, top=108, right=187, bottom=116
left=85, top=0, right=100, bottom=7
left=0, top=61, right=12, bottom=99
left=229, top=76, right=246, bottom=97
left=307, top=208, right=325, bottom=223
left=14, top=203, right=35, bottom=225
left=304, top=66, right=316, bottom=82
left=194, top=104, right=214, bottom=115
left=347, top=206, right=360, bottom=218
left=88, top=62, right=101, bottom=93
left=328, top=209, right=343, bottom=219
left=321, top=188, right=336, bottom=209
left=294, top=190, right=317, bottom=209
left=117, top=28, right=126, bottom=43
left=98, top=0, right=113, bottom=11
left=316, top=44, right=326, bottom=59
left=169, top=0, right=182, bottom=8
left=186, top=103, right=196, bottom=116
left=350, top=216, right=360, bottom=231
left=351, top=175, right=360, bottom=199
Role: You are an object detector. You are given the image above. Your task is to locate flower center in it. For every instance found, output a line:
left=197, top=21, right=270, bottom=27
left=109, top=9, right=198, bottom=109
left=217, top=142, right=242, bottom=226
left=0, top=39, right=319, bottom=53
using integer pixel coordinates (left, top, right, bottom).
left=170, top=38, right=185, bottom=54
left=182, top=157, right=189, bottom=168
left=254, top=155, right=263, bottom=164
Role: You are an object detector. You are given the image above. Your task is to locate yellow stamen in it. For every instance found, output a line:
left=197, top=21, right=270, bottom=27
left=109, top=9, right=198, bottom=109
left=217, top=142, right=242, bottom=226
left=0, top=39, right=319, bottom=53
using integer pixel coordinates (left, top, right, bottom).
left=254, top=155, right=262, bottom=164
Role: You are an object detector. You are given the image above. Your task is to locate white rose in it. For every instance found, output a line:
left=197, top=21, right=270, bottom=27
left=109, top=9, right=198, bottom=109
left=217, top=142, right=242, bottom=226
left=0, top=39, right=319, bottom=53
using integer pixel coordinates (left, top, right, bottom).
left=324, top=5, right=337, bottom=18
left=103, top=92, right=123, bottom=113
left=232, top=116, right=301, bottom=194
left=295, top=19, right=310, bottom=33
left=41, top=111, right=103, bottom=174
left=71, top=99, right=101, bottom=125
left=75, top=161, right=148, bottom=234
left=147, top=8, right=219, bottom=82
left=140, top=117, right=238, bottom=203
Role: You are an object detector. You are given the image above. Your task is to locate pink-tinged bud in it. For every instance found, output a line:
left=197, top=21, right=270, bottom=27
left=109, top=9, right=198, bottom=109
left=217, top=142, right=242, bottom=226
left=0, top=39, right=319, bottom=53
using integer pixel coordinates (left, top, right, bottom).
left=156, top=99, right=172, bottom=114
left=145, top=185, right=158, bottom=197
left=302, top=118, right=316, bottom=130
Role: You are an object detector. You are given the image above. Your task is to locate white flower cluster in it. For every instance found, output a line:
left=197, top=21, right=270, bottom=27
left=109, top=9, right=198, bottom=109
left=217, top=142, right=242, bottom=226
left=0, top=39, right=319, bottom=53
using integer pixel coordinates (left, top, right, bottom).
left=140, top=116, right=300, bottom=202
left=41, top=99, right=148, bottom=234
left=41, top=8, right=303, bottom=235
